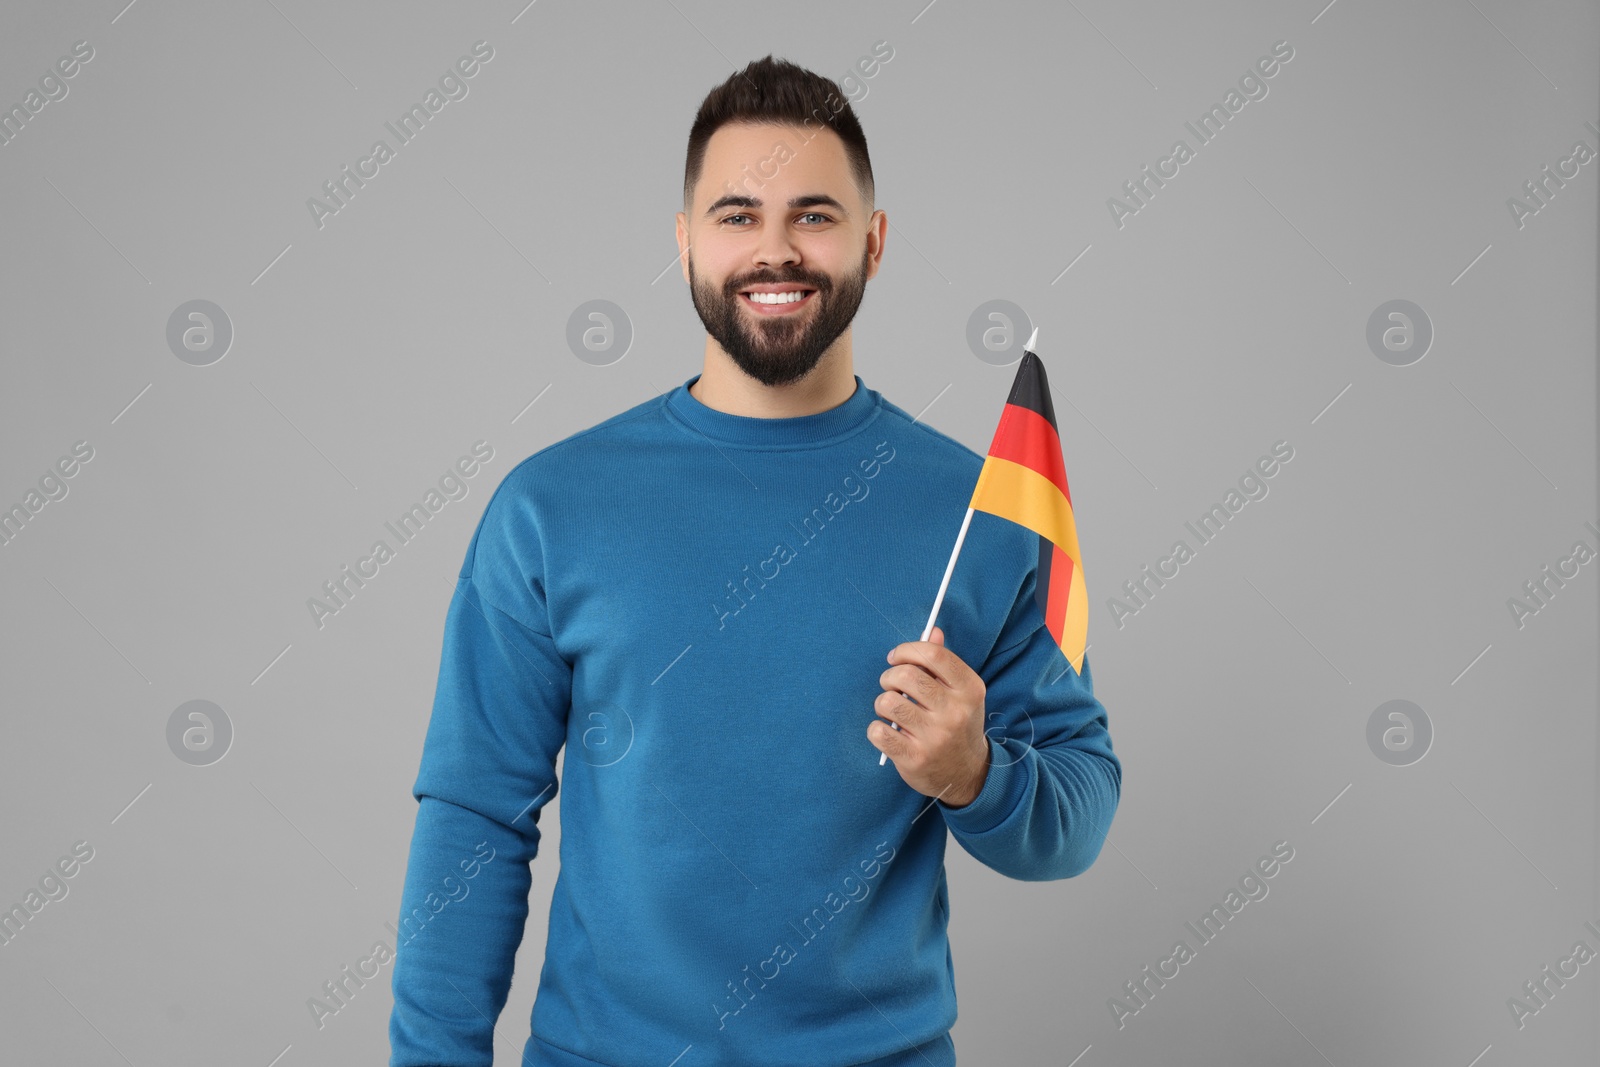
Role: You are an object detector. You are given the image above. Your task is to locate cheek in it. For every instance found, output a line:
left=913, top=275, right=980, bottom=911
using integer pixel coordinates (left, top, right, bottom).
left=696, top=252, right=748, bottom=290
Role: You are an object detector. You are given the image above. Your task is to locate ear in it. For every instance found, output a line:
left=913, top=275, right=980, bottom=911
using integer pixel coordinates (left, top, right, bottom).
left=675, top=212, right=690, bottom=284
left=865, top=208, right=888, bottom=280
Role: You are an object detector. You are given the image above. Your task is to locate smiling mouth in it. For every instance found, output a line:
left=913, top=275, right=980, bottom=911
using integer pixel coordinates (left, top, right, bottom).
left=739, top=289, right=817, bottom=314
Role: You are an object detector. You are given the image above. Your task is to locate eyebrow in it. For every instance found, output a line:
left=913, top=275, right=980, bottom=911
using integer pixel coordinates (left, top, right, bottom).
left=703, top=193, right=849, bottom=219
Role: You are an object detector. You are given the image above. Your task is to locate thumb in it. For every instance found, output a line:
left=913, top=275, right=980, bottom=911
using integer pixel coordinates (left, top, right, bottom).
left=929, top=625, right=945, bottom=646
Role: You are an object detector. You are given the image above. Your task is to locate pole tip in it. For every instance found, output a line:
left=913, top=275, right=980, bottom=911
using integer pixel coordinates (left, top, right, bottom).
left=1025, top=327, right=1039, bottom=352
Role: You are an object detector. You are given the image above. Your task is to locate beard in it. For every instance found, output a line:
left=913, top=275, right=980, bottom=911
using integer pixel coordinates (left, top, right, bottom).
left=688, top=247, right=870, bottom=388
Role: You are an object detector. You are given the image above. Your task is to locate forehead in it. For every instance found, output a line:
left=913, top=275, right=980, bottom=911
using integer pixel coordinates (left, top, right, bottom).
left=696, top=122, right=854, bottom=207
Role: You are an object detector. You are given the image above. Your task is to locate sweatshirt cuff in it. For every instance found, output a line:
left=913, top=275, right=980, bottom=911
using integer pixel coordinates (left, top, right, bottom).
left=938, top=736, right=1029, bottom=836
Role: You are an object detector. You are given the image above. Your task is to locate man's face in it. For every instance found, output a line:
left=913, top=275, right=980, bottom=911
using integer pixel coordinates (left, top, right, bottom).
left=677, top=122, right=884, bottom=388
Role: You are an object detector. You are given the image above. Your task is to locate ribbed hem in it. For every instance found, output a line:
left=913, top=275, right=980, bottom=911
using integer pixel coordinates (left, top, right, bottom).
left=663, top=373, right=881, bottom=450
left=939, top=735, right=1029, bottom=836
left=523, top=1029, right=955, bottom=1066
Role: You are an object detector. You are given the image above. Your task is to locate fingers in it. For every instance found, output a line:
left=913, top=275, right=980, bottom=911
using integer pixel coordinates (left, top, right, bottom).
left=880, top=662, right=946, bottom=712
left=874, top=688, right=922, bottom=732
left=868, top=717, right=910, bottom=759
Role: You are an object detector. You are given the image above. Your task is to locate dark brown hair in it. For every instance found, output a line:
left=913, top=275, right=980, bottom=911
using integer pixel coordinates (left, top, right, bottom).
left=683, top=55, right=874, bottom=214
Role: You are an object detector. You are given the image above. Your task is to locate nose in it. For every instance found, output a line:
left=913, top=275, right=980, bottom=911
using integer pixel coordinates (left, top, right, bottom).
left=752, top=225, right=800, bottom=271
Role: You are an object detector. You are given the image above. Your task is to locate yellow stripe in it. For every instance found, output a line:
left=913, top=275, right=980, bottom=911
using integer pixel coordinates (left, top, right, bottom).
left=1060, top=568, right=1088, bottom=674
left=969, top=455, right=1082, bottom=570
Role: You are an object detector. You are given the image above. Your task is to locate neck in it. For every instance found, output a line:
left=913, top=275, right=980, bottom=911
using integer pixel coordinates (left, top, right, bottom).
left=689, top=339, right=856, bottom=418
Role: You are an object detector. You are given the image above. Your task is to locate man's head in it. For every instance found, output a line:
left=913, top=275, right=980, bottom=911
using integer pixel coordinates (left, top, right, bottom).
left=676, top=56, right=886, bottom=389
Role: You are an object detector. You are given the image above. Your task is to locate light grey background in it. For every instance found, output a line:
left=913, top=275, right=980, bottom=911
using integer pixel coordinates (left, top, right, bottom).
left=1, top=0, right=1596, bottom=1064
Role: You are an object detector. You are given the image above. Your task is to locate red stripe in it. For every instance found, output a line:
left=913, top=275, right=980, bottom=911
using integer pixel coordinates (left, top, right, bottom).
left=1044, top=542, right=1073, bottom=648
left=987, top=403, right=1071, bottom=507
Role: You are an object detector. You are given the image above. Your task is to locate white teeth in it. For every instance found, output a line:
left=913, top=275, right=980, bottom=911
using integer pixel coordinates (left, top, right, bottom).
left=746, top=290, right=809, bottom=304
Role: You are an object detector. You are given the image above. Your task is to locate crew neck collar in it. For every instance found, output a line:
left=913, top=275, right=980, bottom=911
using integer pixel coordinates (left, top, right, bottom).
left=664, top=373, right=880, bottom=449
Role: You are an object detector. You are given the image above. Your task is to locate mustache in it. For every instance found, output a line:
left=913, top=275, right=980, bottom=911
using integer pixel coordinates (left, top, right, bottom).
left=726, top=271, right=830, bottom=294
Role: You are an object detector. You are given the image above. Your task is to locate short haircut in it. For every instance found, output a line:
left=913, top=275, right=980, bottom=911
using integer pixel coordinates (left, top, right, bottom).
left=683, top=54, right=874, bottom=214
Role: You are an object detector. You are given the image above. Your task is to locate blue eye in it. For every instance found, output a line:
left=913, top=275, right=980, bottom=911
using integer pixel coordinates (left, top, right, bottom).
left=719, top=213, right=832, bottom=225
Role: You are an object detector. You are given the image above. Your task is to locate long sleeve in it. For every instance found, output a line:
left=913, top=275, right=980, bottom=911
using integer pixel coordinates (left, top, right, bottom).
left=389, top=482, right=572, bottom=1066
left=937, top=570, right=1122, bottom=882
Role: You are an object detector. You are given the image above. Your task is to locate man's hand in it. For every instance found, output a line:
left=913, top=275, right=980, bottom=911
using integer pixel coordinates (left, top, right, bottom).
left=869, top=626, right=991, bottom=807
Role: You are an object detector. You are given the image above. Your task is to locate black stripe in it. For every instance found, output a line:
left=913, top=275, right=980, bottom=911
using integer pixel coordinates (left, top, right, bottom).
left=1005, top=351, right=1058, bottom=435
left=1034, top=533, right=1053, bottom=623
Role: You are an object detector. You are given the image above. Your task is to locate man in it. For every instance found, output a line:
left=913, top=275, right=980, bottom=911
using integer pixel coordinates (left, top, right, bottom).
left=389, top=55, right=1120, bottom=1067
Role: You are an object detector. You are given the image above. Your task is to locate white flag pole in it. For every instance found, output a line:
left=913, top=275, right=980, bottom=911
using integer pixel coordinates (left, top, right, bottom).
left=880, top=506, right=976, bottom=765
left=878, top=327, right=1039, bottom=768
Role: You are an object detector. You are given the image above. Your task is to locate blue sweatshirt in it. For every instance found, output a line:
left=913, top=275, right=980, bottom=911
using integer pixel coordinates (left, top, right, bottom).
left=389, top=372, right=1121, bottom=1067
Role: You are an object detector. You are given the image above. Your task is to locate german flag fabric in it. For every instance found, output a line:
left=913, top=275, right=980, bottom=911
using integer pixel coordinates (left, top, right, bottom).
left=967, top=351, right=1088, bottom=675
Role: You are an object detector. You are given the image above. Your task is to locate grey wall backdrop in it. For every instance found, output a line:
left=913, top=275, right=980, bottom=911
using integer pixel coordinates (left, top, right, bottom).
left=2, top=0, right=1596, bottom=1064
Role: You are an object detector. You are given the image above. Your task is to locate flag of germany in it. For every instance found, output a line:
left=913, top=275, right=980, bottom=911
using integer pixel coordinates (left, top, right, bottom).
left=967, top=349, right=1088, bottom=674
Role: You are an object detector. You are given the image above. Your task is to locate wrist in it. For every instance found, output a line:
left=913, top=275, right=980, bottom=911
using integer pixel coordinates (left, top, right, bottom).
left=944, top=739, right=992, bottom=808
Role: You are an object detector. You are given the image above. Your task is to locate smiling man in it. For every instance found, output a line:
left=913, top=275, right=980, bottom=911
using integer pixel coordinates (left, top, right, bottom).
left=678, top=116, right=876, bottom=408
left=389, top=55, right=1121, bottom=1067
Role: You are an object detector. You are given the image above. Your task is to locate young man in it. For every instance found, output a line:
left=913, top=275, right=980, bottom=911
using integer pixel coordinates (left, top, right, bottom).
left=389, top=55, right=1121, bottom=1067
